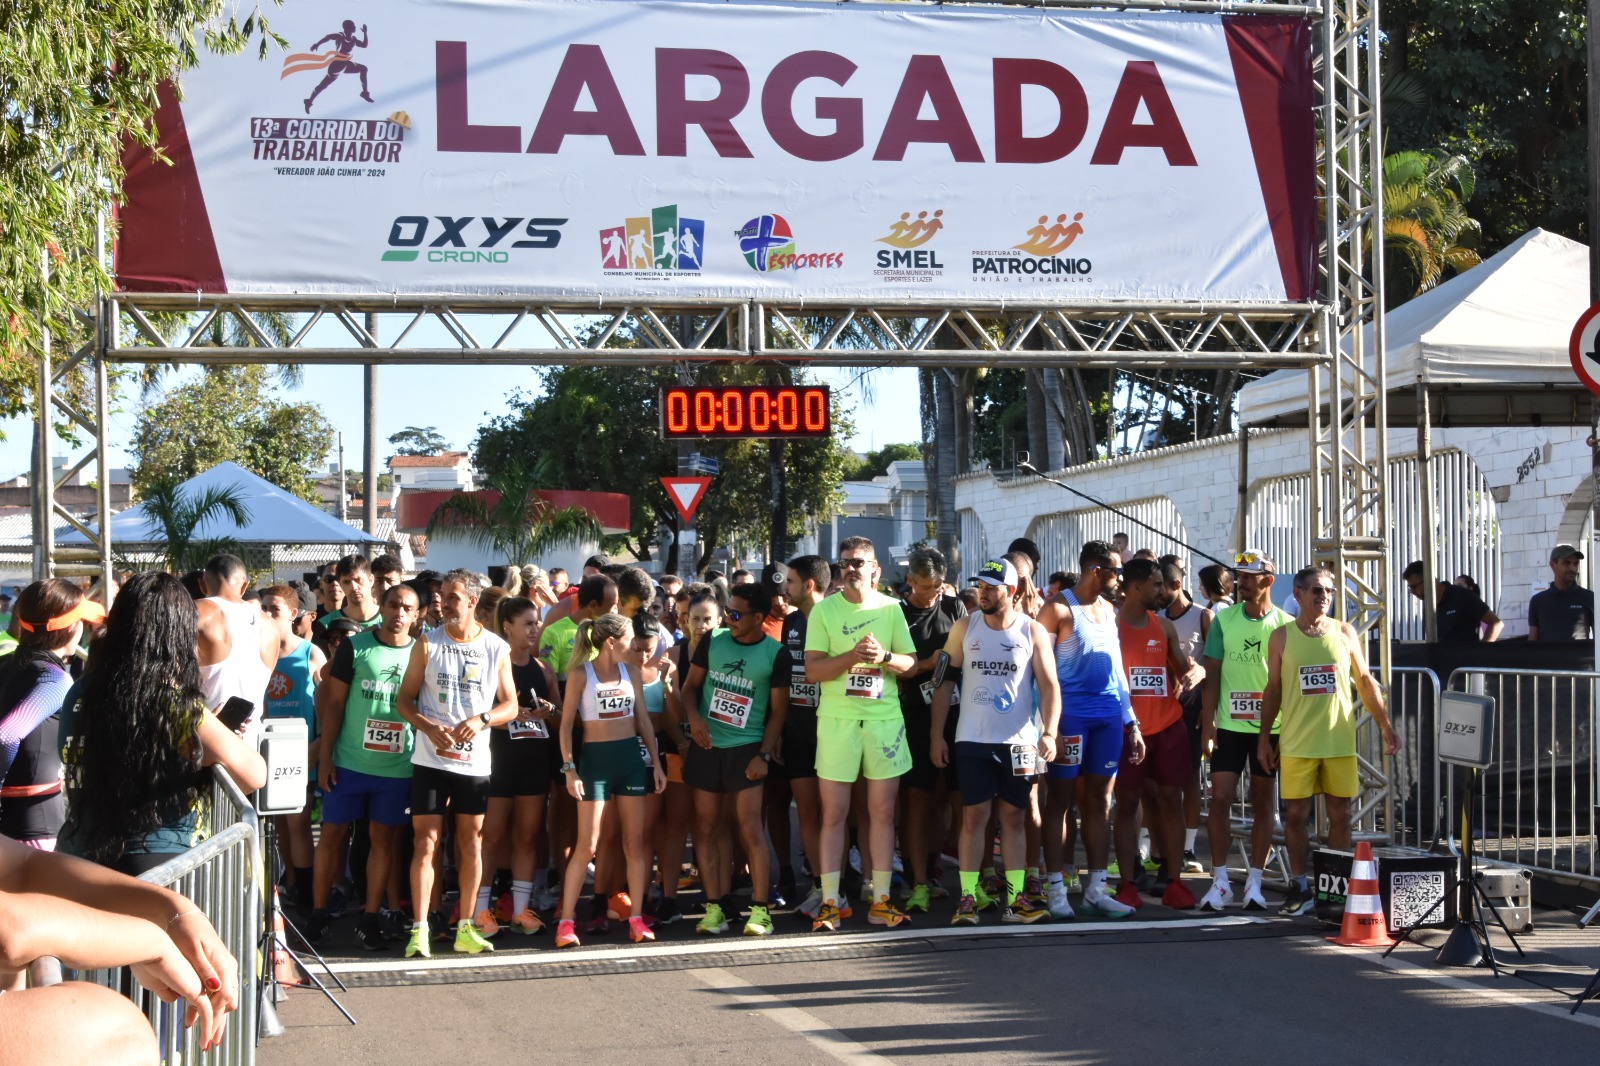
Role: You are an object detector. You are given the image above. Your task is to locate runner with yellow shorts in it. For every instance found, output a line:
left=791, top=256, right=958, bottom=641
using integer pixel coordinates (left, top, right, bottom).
left=804, top=536, right=917, bottom=932
left=1259, top=565, right=1400, bottom=917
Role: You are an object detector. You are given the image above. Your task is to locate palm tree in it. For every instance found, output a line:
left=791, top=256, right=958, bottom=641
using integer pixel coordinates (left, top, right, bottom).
left=135, top=479, right=252, bottom=574
left=1382, top=150, right=1482, bottom=303
left=426, top=457, right=602, bottom=572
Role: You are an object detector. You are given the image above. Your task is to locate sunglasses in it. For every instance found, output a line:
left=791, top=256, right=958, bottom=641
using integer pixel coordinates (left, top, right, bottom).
left=725, top=608, right=746, bottom=621
left=838, top=558, right=869, bottom=569
left=1092, top=563, right=1122, bottom=576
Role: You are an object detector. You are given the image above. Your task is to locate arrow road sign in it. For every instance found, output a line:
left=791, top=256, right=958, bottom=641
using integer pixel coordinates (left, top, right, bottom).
left=661, top=476, right=712, bottom=523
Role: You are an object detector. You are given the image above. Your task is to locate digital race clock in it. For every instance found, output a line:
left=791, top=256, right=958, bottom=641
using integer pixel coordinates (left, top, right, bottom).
left=659, top=386, right=831, bottom=440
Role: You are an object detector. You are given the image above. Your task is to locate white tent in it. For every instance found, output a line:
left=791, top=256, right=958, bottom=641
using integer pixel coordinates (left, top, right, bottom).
left=60, top=461, right=384, bottom=549
left=1239, top=229, right=1591, bottom=427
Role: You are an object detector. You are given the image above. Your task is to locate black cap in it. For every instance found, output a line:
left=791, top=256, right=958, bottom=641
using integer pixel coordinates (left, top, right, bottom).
left=761, top=562, right=788, bottom=593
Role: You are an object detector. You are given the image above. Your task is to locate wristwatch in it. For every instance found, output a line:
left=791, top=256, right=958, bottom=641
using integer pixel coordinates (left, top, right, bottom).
left=879, top=649, right=891, bottom=665
left=760, top=752, right=772, bottom=763
left=560, top=760, right=577, bottom=773
left=478, top=712, right=492, bottom=727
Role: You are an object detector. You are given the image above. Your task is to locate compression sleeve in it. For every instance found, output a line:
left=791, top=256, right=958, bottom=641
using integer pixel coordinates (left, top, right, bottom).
left=0, top=665, right=72, bottom=781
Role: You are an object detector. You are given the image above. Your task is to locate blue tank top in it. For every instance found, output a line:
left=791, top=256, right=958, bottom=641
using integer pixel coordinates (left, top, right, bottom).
left=1054, top=590, right=1126, bottom=720
left=265, top=640, right=317, bottom=734
left=642, top=674, right=665, bottom=716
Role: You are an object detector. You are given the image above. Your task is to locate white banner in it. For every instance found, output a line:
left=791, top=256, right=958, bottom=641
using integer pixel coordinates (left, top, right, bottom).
left=116, top=0, right=1316, bottom=303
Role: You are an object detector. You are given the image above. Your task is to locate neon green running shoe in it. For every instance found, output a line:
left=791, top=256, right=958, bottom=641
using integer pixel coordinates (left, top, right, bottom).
left=904, top=883, right=931, bottom=913
left=743, top=904, right=774, bottom=936
left=697, top=901, right=728, bottom=935
left=973, top=884, right=999, bottom=913
left=454, top=919, right=496, bottom=954
left=404, top=923, right=430, bottom=959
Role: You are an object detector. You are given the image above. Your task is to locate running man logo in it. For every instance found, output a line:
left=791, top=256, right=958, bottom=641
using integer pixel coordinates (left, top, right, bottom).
left=266, top=671, right=293, bottom=701
left=599, top=205, right=705, bottom=272
left=1012, top=212, right=1085, bottom=256
left=877, top=210, right=945, bottom=250
left=379, top=664, right=405, bottom=685
left=737, top=213, right=842, bottom=272
left=282, top=20, right=375, bottom=115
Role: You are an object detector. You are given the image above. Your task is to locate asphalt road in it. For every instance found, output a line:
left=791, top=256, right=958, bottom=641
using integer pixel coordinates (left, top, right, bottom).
left=263, top=905, right=1600, bottom=1065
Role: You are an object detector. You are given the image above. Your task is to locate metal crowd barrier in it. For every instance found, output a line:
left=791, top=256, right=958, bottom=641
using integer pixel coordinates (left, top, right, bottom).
left=1443, top=667, right=1599, bottom=891
left=53, top=767, right=261, bottom=1066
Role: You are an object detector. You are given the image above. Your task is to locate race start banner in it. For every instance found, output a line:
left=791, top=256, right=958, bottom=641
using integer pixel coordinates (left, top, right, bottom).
left=115, top=0, right=1316, bottom=303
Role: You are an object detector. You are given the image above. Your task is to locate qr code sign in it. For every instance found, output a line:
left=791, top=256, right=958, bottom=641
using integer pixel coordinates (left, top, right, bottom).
left=1388, top=870, right=1447, bottom=931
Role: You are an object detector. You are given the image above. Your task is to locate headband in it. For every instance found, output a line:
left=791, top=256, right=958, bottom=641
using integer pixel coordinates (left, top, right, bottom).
left=16, top=598, right=107, bottom=633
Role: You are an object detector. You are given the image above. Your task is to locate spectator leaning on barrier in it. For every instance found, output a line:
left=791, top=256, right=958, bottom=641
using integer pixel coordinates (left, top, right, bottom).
left=1528, top=543, right=1595, bottom=641
left=1402, top=561, right=1502, bottom=643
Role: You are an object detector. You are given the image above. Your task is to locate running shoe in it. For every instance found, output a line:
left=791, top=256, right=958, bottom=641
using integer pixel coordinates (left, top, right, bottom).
left=1066, top=873, right=1082, bottom=894
left=380, top=907, right=409, bottom=941
left=1080, top=888, right=1136, bottom=918
left=1279, top=883, right=1315, bottom=917
left=973, top=884, right=999, bottom=913
left=1162, top=878, right=1198, bottom=909
left=696, top=901, right=729, bottom=935
left=355, top=912, right=386, bottom=952
left=628, top=915, right=656, bottom=943
left=838, top=900, right=855, bottom=921
left=927, top=881, right=950, bottom=900
left=678, top=867, right=701, bottom=893
left=404, top=923, right=430, bottom=959
left=1106, top=861, right=1120, bottom=878
left=473, top=908, right=501, bottom=938
left=301, top=908, right=331, bottom=942
left=511, top=908, right=546, bottom=935
left=496, top=891, right=515, bottom=923
left=429, top=910, right=452, bottom=942
left=952, top=894, right=980, bottom=925
left=1023, top=875, right=1048, bottom=907
left=868, top=894, right=911, bottom=928
left=1112, top=882, right=1145, bottom=910
left=979, top=871, right=1000, bottom=900
left=454, top=920, right=496, bottom=954
left=812, top=901, right=843, bottom=932
left=1198, top=880, right=1234, bottom=912
left=1183, top=850, right=1205, bottom=874
left=860, top=882, right=875, bottom=905
left=554, top=918, right=580, bottom=948
left=1151, top=872, right=1171, bottom=896
left=534, top=884, right=561, bottom=912
left=776, top=869, right=796, bottom=909
left=607, top=891, right=633, bottom=921
left=744, top=904, right=774, bottom=936
left=1242, top=881, right=1270, bottom=912
left=1046, top=884, right=1075, bottom=920
left=1142, top=857, right=1163, bottom=874
left=904, top=884, right=931, bottom=914
left=1002, top=894, right=1047, bottom=924
left=796, top=886, right=826, bottom=919
left=652, top=897, right=684, bottom=925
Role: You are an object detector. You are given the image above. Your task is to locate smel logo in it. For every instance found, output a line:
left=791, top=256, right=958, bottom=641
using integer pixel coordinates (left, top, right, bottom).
left=381, top=216, right=567, bottom=264
left=600, top=205, right=705, bottom=273
left=250, top=20, right=409, bottom=178
left=874, top=209, right=946, bottom=281
left=971, top=212, right=1092, bottom=284
left=736, top=214, right=842, bottom=273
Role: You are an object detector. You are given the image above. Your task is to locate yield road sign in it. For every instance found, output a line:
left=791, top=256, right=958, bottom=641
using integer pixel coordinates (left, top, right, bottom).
left=661, top=476, right=712, bottom=522
left=1568, top=302, right=1600, bottom=397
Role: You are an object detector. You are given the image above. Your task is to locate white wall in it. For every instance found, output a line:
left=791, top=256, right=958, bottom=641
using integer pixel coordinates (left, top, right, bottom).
left=419, top=529, right=604, bottom=584
left=953, top=423, right=1592, bottom=637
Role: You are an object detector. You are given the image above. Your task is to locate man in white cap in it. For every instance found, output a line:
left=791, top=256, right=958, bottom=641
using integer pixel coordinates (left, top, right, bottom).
left=931, top=559, right=1059, bottom=924
left=1528, top=543, right=1594, bottom=641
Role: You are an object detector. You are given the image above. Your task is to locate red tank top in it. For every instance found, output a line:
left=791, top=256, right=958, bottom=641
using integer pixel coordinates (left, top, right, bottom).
left=1117, top=612, right=1182, bottom=735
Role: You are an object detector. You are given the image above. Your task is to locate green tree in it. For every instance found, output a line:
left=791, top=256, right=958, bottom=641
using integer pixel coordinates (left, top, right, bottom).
left=844, top=442, right=924, bottom=481
left=1382, top=150, right=1482, bottom=302
left=425, top=456, right=601, bottom=571
left=132, top=478, right=251, bottom=574
left=130, top=365, right=334, bottom=502
left=0, top=4, right=283, bottom=428
left=1381, top=0, right=1586, bottom=252
left=388, top=426, right=449, bottom=457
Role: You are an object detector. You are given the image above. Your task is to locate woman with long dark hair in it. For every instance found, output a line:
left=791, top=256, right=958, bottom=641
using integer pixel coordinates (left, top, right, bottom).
left=60, top=571, right=266, bottom=875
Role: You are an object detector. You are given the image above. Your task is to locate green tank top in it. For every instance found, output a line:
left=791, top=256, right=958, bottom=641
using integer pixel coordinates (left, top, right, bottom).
left=1277, top=622, right=1356, bottom=758
left=702, top=630, right=782, bottom=749
left=333, top=631, right=416, bottom=777
left=1202, top=601, right=1293, bottom=734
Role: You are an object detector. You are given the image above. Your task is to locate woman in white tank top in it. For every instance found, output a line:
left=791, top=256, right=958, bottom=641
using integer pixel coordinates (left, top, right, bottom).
left=555, top=613, right=666, bottom=947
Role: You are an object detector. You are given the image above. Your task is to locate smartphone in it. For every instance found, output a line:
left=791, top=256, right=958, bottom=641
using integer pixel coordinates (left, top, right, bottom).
left=217, top=696, right=255, bottom=733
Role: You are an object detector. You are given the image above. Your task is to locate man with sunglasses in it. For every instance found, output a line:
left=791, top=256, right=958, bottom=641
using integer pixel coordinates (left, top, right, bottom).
left=1037, top=540, right=1143, bottom=919
left=804, top=536, right=918, bottom=931
left=1198, top=548, right=1293, bottom=912
left=1260, top=566, right=1399, bottom=916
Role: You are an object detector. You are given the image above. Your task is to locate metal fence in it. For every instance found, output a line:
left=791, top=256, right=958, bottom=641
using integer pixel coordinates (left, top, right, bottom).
left=1443, top=667, right=1598, bottom=889
left=1025, top=495, right=1190, bottom=577
left=57, top=768, right=261, bottom=1065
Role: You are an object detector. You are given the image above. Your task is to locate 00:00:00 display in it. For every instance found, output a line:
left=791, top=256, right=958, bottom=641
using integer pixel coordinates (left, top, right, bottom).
left=661, top=387, right=831, bottom=438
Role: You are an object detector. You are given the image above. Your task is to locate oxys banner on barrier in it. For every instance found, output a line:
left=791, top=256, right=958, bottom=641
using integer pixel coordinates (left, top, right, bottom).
left=116, top=0, right=1316, bottom=303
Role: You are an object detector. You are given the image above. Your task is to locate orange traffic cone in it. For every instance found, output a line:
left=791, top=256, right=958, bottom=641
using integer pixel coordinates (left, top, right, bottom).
left=1328, top=842, right=1392, bottom=947
left=271, top=887, right=303, bottom=987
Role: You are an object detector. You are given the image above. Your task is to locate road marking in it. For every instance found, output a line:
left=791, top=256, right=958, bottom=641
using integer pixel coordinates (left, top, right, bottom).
left=1325, top=941, right=1600, bottom=1029
left=690, top=966, right=890, bottom=1063
left=321, top=914, right=1264, bottom=975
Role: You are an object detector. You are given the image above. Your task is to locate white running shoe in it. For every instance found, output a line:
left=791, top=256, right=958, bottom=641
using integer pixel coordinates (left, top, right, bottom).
left=1081, top=888, right=1136, bottom=919
left=1242, top=881, right=1269, bottom=911
left=1047, top=884, right=1076, bottom=920
left=533, top=885, right=560, bottom=912
left=1198, top=880, right=1235, bottom=912
left=797, top=886, right=826, bottom=919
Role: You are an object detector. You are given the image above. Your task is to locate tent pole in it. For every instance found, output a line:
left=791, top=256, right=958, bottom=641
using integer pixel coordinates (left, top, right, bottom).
left=1417, top=383, right=1437, bottom=641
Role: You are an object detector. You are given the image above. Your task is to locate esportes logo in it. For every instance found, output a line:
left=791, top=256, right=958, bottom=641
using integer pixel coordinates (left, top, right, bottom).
left=736, top=214, right=842, bottom=273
